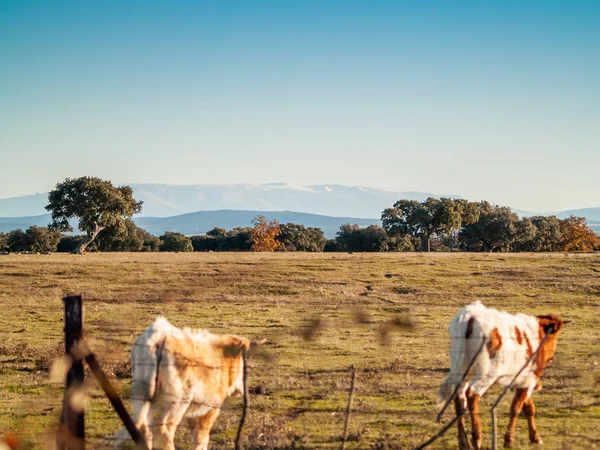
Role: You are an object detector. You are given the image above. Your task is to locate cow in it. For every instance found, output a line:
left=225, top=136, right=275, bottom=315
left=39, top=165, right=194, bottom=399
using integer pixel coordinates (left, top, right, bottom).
left=437, top=301, right=567, bottom=449
left=112, top=317, right=265, bottom=450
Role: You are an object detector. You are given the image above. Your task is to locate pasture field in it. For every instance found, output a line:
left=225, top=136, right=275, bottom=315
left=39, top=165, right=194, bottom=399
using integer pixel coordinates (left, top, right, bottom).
left=0, top=252, right=599, bottom=449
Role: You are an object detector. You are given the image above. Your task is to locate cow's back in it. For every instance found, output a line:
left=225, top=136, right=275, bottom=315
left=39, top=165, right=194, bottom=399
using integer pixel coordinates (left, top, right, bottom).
left=453, top=302, right=541, bottom=390
left=154, top=324, right=246, bottom=418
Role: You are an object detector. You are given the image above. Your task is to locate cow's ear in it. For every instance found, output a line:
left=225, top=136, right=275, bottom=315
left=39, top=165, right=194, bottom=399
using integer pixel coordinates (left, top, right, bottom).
left=536, top=315, right=564, bottom=334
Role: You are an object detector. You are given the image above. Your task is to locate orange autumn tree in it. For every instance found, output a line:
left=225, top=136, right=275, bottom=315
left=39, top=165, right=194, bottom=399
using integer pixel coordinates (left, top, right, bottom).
left=560, top=216, right=600, bottom=252
left=250, top=215, right=284, bottom=252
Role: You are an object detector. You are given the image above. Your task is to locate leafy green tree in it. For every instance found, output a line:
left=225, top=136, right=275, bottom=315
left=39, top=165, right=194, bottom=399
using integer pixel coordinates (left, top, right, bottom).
left=56, top=235, right=87, bottom=253
left=0, top=233, right=9, bottom=252
left=459, top=202, right=521, bottom=252
left=206, top=227, right=227, bottom=237
left=45, top=177, right=142, bottom=254
left=323, top=239, right=339, bottom=252
left=336, top=224, right=390, bottom=252
left=429, top=233, right=460, bottom=252
left=7, top=229, right=27, bottom=252
left=512, top=218, right=538, bottom=252
left=382, top=198, right=479, bottom=252
left=96, top=220, right=159, bottom=252
left=191, top=235, right=218, bottom=252
left=141, top=232, right=162, bottom=252
left=223, top=227, right=253, bottom=251
left=277, top=223, right=326, bottom=252
left=4, top=227, right=60, bottom=252
left=159, top=232, right=193, bottom=252
left=516, top=216, right=563, bottom=252
left=24, top=226, right=61, bottom=252
left=387, top=234, right=417, bottom=252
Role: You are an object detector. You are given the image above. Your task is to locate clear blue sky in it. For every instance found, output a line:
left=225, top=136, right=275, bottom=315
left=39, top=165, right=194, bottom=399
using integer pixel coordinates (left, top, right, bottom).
left=1, top=0, right=598, bottom=212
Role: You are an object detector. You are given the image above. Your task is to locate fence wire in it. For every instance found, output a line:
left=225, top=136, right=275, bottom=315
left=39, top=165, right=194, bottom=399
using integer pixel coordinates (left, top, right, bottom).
left=4, top=317, right=597, bottom=450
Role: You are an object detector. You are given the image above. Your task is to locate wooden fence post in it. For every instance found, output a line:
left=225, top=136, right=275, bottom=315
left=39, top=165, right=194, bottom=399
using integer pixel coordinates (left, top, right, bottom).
left=58, top=295, right=85, bottom=450
left=82, top=347, right=148, bottom=449
left=341, top=365, right=357, bottom=450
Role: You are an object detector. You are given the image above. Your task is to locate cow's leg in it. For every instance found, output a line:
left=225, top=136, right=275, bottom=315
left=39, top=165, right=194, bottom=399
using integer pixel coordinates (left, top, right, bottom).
left=504, top=388, right=528, bottom=448
left=454, top=390, right=471, bottom=450
left=523, top=397, right=542, bottom=444
left=465, top=375, right=495, bottom=450
left=153, top=399, right=191, bottom=450
left=189, top=409, right=220, bottom=450
left=133, top=400, right=153, bottom=449
left=467, top=392, right=482, bottom=450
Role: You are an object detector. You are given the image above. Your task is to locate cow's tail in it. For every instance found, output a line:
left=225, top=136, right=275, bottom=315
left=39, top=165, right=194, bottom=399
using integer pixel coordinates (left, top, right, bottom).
left=131, top=334, right=166, bottom=405
left=436, top=315, right=470, bottom=411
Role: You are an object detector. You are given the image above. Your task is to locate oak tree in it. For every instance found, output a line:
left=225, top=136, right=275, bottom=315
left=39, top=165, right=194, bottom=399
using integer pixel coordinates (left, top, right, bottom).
left=159, top=232, right=193, bottom=252
left=381, top=197, right=479, bottom=252
left=46, top=177, right=142, bottom=254
left=459, top=202, right=521, bottom=252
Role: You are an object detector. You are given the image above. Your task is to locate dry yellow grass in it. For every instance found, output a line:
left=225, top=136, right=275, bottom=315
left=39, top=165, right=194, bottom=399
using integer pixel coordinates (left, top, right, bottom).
left=1, top=252, right=599, bottom=449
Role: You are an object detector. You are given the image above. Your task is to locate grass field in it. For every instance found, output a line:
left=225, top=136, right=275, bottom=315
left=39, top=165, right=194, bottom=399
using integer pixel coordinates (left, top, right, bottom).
left=1, top=252, right=599, bottom=449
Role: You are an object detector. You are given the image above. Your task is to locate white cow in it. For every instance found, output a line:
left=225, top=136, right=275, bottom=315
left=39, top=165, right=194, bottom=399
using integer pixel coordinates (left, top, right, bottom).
left=113, top=317, right=264, bottom=450
left=437, top=301, right=566, bottom=449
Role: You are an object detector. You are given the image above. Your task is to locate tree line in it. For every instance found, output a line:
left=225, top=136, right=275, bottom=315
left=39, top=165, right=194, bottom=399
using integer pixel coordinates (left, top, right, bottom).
left=1, top=177, right=598, bottom=253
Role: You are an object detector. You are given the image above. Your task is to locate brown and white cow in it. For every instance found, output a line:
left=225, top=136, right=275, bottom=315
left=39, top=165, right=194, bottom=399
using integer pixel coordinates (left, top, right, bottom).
left=437, top=301, right=566, bottom=449
left=112, top=317, right=265, bottom=450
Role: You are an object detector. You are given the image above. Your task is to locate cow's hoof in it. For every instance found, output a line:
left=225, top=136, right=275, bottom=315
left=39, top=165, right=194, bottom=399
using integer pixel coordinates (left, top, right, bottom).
left=530, top=435, right=543, bottom=445
left=459, top=429, right=471, bottom=450
left=459, top=436, right=472, bottom=450
left=504, top=435, right=514, bottom=448
left=459, top=438, right=472, bottom=450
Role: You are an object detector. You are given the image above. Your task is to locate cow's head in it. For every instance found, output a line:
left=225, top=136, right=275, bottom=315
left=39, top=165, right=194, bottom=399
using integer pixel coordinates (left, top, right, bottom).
left=221, top=336, right=267, bottom=396
left=535, top=314, right=568, bottom=376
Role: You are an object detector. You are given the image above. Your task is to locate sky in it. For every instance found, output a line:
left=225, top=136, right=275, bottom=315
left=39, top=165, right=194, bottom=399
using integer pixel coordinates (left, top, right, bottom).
left=1, top=0, right=599, bottom=212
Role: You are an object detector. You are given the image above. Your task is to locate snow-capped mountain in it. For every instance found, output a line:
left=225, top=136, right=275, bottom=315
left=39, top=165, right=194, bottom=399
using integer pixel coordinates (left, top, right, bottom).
left=0, top=183, right=455, bottom=218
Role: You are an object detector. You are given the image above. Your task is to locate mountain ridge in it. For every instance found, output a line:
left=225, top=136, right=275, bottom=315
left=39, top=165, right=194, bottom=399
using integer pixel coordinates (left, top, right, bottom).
left=0, top=183, right=457, bottom=218
left=1, top=183, right=599, bottom=229
left=0, top=210, right=379, bottom=238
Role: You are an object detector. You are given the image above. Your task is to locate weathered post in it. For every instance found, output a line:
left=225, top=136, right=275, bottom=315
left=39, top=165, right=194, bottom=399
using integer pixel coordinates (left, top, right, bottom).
left=81, top=346, right=148, bottom=449
left=341, top=365, right=357, bottom=450
left=58, top=295, right=85, bottom=450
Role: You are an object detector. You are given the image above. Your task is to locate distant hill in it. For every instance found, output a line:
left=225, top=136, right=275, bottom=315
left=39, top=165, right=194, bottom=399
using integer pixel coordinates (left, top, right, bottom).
left=1, top=183, right=598, bottom=234
left=0, top=210, right=378, bottom=238
left=587, top=221, right=600, bottom=234
left=0, top=193, right=48, bottom=217
left=0, top=183, right=454, bottom=218
left=135, top=210, right=378, bottom=238
left=0, top=214, right=54, bottom=231
left=555, top=208, right=600, bottom=221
